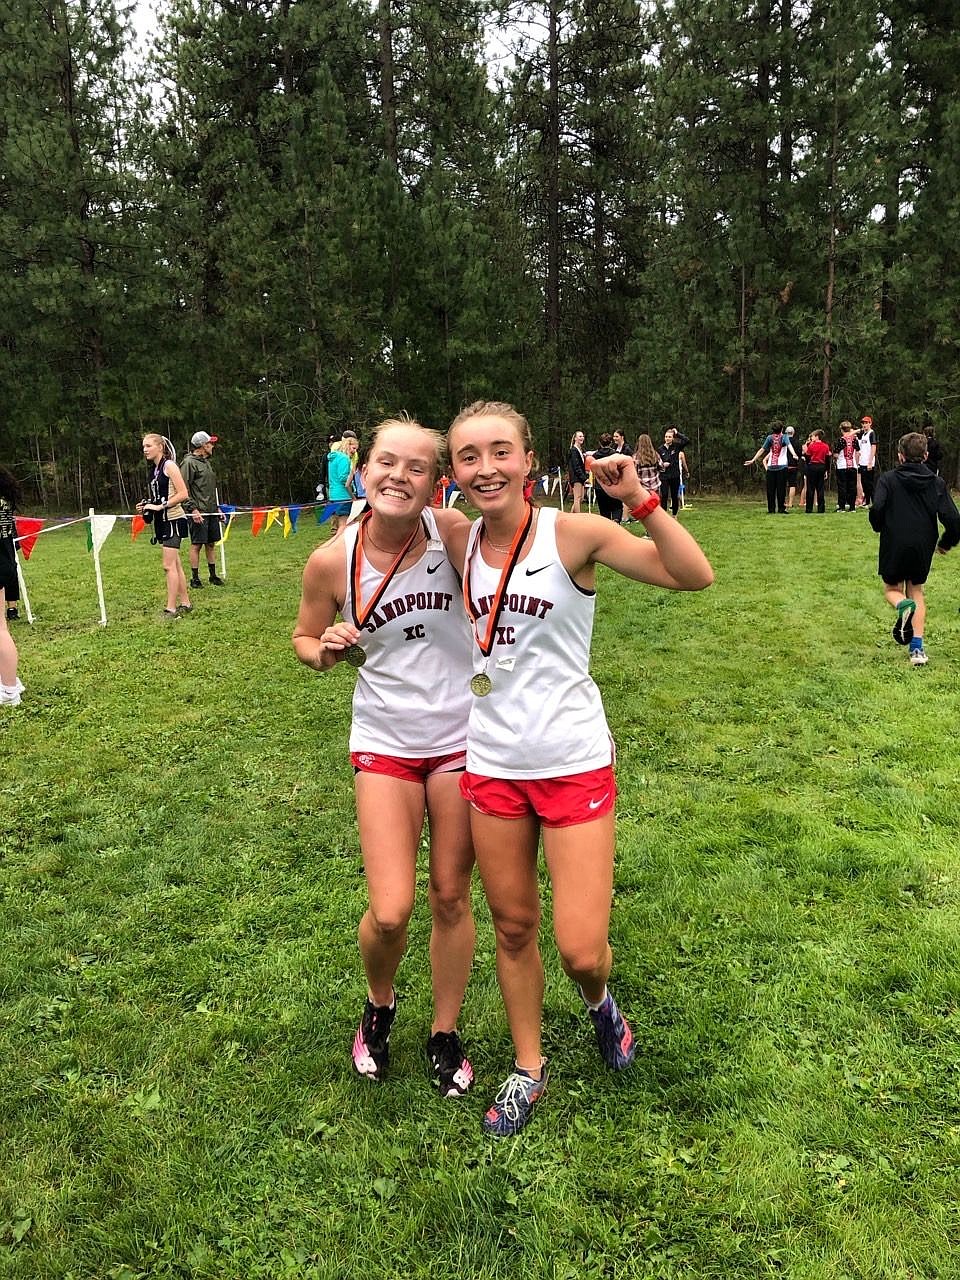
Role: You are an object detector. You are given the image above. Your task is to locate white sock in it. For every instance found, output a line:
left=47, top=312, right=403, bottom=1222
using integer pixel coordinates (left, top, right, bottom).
left=581, top=986, right=608, bottom=1012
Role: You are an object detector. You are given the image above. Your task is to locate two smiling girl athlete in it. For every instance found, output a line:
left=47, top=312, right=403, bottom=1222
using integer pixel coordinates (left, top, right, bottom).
left=294, top=405, right=713, bottom=1136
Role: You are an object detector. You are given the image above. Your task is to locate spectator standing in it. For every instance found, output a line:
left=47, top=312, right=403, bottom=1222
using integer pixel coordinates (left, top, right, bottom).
left=137, top=434, right=192, bottom=620
left=857, top=416, right=877, bottom=508
left=181, top=432, right=225, bottom=589
left=632, top=435, right=661, bottom=500
left=869, top=431, right=960, bottom=667
left=326, top=440, right=355, bottom=536
left=568, top=431, right=588, bottom=513
left=612, top=429, right=631, bottom=456
left=834, top=421, right=859, bottom=511
left=316, top=434, right=338, bottom=502
left=0, top=465, right=21, bottom=622
left=922, top=425, right=943, bottom=476
left=659, top=428, right=689, bottom=516
left=0, top=466, right=23, bottom=705
left=590, top=433, right=624, bottom=523
left=784, top=426, right=800, bottom=510
left=744, top=421, right=796, bottom=514
left=803, top=431, right=832, bottom=513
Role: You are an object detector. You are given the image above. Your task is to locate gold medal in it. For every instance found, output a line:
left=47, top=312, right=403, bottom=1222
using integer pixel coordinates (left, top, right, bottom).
left=470, top=672, right=493, bottom=697
left=343, top=644, right=367, bottom=668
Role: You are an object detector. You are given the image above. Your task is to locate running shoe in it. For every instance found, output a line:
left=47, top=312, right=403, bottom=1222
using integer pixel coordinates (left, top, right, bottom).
left=425, top=1030, right=474, bottom=1097
left=352, top=997, right=396, bottom=1082
left=0, top=686, right=21, bottom=706
left=909, top=647, right=928, bottom=666
left=482, top=1064, right=548, bottom=1137
left=584, top=989, right=636, bottom=1070
left=893, top=598, right=916, bottom=645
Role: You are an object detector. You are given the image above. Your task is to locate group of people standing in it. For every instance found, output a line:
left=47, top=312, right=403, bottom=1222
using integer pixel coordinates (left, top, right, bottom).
left=136, top=432, right=226, bottom=620
left=745, top=416, right=958, bottom=668
left=744, top=414, right=941, bottom=516
left=568, top=426, right=690, bottom=521
left=294, top=405, right=714, bottom=1137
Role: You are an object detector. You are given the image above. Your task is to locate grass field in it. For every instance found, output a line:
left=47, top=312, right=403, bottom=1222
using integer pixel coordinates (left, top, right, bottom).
left=2, top=497, right=959, bottom=1279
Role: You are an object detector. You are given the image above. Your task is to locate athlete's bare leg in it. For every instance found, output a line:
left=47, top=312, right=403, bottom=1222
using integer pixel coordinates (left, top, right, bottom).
left=425, top=770, right=475, bottom=1033
left=355, top=772, right=424, bottom=1006
left=543, top=810, right=616, bottom=1004
left=471, top=809, right=544, bottom=1070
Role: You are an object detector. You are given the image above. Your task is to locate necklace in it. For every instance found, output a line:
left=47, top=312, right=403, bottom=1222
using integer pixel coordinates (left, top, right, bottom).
left=484, top=522, right=528, bottom=554
left=365, top=527, right=424, bottom=556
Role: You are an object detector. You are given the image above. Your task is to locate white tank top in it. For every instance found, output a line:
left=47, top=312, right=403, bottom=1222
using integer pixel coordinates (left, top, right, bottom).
left=342, top=508, right=472, bottom=758
left=464, top=507, right=613, bottom=779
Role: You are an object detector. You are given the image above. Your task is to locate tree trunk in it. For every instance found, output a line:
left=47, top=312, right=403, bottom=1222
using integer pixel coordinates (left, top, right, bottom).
left=379, top=0, right=398, bottom=172
left=821, top=62, right=839, bottom=423
left=545, top=0, right=561, bottom=461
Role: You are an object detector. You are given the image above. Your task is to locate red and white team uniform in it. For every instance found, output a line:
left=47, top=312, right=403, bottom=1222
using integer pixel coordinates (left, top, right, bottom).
left=463, top=507, right=613, bottom=779
left=341, top=508, right=472, bottom=759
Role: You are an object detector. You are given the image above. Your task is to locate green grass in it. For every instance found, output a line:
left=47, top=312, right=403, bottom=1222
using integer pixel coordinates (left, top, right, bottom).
left=2, top=499, right=960, bottom=1279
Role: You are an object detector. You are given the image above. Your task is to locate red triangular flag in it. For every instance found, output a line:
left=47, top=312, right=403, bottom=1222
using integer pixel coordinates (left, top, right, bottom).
left=131, top=514, right=147, bottom=540
left=14, top=517, right=44, bottom=560
left=251, top=508, right=267, bottom=536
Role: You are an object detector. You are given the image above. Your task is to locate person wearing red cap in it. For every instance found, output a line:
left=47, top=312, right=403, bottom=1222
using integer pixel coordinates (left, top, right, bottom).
left=182, top=432, right=225, bottom=587
left=857, top=416, right=877, bottom=508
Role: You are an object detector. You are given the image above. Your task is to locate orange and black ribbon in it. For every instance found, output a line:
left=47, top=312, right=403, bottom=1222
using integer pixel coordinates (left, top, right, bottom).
left=348, top=511, right=425, bottom=629
left=462, top=503, right=534, bottom=657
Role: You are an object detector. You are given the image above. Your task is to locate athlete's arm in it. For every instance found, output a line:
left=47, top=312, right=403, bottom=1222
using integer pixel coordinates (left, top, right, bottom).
left=559, top=456, right=713, bottom=591
left=432, top=505, right=471, bottom=574
left=292, top=544, right=357, bottom=671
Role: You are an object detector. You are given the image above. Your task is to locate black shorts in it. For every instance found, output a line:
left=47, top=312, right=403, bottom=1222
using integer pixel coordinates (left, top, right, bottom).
left=189, top=514, right=224, bottom=546
left=0, top=559, right=17, bottom=595
left=880, top=547, right=934, bottom=588
left=154, top=517, right=190, bottom=549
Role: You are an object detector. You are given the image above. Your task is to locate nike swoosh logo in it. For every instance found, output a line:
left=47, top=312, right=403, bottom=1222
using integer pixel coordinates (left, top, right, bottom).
left=426, top=562, right=441, bottom=574
left=588, top=793, right=610, bottom=810
left=525, top=565, right=549, bottom=576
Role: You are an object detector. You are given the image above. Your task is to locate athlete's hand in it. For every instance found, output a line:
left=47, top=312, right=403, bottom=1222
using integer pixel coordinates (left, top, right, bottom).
left=318, top=621, right=362, bottom=660
left=586, top=455, right=647, bottom=507
left=192, top=510, right=203, bottom=523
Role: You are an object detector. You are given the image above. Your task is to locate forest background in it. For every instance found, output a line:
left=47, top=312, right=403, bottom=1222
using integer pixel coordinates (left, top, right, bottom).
left=1, top=0, right=958, bottom=512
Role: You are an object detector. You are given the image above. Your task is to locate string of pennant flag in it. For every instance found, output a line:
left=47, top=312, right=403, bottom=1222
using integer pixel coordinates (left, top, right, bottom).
left=8, top=472, right=570, bottom=627
left=11, top=472, right=572, bottom=561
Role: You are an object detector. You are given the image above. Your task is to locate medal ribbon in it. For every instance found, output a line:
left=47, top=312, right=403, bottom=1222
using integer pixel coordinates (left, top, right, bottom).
left=349, top=511, right=424, bottom=629
left=462, top=502, right=535, bottom=657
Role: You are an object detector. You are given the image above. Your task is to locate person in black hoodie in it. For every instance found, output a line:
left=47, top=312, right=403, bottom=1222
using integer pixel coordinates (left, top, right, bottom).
left=869, top=431, right=960, bottom=667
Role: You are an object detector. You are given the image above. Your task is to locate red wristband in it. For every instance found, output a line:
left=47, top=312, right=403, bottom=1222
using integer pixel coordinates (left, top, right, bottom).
left=630, top=494, right=660, bottom=521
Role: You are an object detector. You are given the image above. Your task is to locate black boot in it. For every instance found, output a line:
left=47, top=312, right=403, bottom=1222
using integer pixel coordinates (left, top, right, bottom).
left=208, top=570, right=225, bottom=586
left=190, top=574, right=204, bottom=589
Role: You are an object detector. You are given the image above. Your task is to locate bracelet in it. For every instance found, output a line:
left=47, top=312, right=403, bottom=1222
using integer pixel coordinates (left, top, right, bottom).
left=630, top=494, right=661, bottom=521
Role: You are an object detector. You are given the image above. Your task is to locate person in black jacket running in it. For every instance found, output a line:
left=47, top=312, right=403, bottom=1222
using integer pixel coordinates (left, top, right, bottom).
left=869, top=431, right=960, bottom=667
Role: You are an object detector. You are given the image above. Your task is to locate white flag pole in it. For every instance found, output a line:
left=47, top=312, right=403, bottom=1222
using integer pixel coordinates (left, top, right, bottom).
left=14, top=548, right=34, bottom=624
left=215, top=487, right=227, bottom=580
left=89, top=508, right=108, bottom=626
